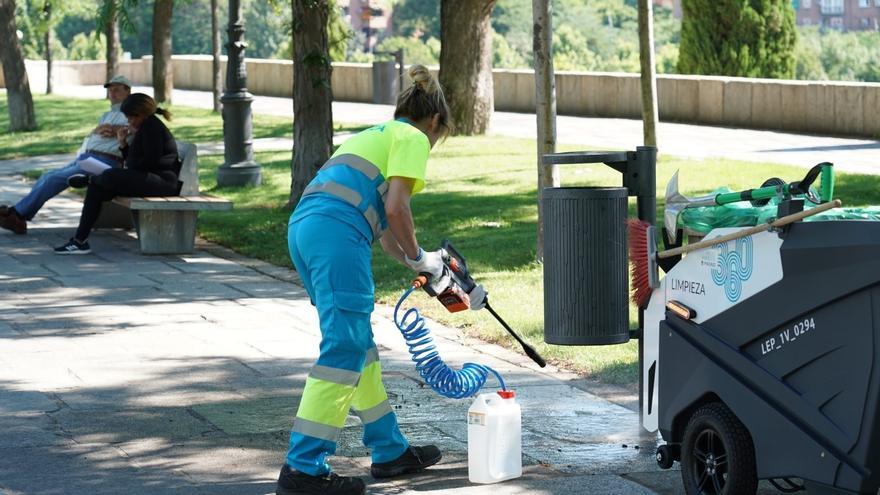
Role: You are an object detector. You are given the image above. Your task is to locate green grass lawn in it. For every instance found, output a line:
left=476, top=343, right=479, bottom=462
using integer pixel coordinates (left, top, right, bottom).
left=0, top=94, right=291, bottom=160
left=0, top=94, right=367, bottom=161
left=7, top=96, right=880, bottom=386
left=195, top=135, right=880, bottom=386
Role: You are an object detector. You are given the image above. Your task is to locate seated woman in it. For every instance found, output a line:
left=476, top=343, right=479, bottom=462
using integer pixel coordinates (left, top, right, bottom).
left=54, top=93, right=182, bottom=254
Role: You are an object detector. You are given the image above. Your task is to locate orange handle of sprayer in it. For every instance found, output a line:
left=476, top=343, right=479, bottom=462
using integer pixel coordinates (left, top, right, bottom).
left=412, top=274, right=429, bottom=289
left=448, top=257, right=461, bottom=273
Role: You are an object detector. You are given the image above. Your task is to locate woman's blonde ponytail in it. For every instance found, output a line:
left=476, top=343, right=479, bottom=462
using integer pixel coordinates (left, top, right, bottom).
left=394, top=64, right=453, bottom=136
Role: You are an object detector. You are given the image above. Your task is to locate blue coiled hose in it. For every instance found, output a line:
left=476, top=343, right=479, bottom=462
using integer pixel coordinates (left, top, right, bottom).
left=394, top=286, right=506, bottom=399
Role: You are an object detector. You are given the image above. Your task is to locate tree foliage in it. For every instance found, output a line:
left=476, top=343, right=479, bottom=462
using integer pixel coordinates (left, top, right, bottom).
left=794, top=26, right=880, bottom=82
left=678, top=0, right=797, bottom=78
left=390, top=0, right=438, bottom=40
left=67, top=30, right=107, bottom=59
left=8, top=0, right=878, bottom=84
left=274, top=2, right=350, bottom=61
left=374, top=35, right=440, bottom=66
left=244, top=0, right=285, bottom=58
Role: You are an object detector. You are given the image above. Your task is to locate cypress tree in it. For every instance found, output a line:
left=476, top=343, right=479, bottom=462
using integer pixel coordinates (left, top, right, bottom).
left=678, top=0, right=797, bottom=79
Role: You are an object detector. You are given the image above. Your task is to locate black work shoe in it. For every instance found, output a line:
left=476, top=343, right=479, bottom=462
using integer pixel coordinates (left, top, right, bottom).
left=0, top=205, right=8, bottom=216
left=54, top=238, right=91, bottom=255
left=370, top=445, right=442, bottom=479
left=67, top=174, right=90, bottom=188
left=275, top=464, right=365, bottom=495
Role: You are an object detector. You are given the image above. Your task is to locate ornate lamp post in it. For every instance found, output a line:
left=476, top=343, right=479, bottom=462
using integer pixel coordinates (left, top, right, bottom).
left=217, top=0, right=261, bottom=187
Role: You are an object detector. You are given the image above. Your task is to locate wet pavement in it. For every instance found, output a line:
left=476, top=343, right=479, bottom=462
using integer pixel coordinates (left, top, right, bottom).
left=0, top=109, right=803, bottom=491
left=0, top=158, right=686, bottom=494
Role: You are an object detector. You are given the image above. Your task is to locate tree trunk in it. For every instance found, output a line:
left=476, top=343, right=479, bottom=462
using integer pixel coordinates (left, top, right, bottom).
left=638, top=0, right=659, bottom=147
left=105, top=0, right=120, bottom=83
left=438, top=0, right=495, bottom=136
left=532, top=0, right=557, bottom=262
left=152, top=0, right=174, bottom=103
left=288, top=0, right=333, bottom=207
left=0, top=0, right=37, bottom=131
left=43, top=2, right=52, bottom=94
left=210, top=0, right=221, bottom=113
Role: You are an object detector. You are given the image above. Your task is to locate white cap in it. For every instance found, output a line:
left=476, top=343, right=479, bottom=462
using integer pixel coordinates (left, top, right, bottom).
left=103, top=75, right=132, bottom=88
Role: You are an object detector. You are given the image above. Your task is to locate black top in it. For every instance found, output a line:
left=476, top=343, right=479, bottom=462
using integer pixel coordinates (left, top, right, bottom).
left=121, top=114, right=180, bottom=177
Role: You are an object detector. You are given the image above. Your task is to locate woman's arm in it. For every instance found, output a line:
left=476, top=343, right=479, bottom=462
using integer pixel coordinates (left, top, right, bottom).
left=379, top=232, right=408, bottom=266
left=384, top=176, right=420, bottom=261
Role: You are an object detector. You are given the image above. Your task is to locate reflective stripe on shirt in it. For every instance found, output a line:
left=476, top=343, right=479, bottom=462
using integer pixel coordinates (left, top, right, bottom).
left=301, top=153, right=388, bottom=240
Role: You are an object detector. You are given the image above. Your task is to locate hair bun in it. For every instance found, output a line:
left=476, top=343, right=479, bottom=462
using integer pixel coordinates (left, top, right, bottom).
left=408, top=64, right=436, bottom=93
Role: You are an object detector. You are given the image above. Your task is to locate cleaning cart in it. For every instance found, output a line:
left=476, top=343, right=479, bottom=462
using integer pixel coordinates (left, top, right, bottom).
left=540, top=150, right=880, bottom=495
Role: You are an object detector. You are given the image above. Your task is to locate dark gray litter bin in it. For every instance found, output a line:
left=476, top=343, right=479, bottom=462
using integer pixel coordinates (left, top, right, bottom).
left=372, top=60, right=398, bottom=104
left=543, top=187, right=630, bottom=345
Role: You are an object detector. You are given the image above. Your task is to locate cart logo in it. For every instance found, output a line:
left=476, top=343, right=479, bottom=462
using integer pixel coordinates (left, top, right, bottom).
left=711, top=236, right=753, bottom=302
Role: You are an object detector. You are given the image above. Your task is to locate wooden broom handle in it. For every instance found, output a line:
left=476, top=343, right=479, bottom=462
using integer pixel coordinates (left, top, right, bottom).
left=658, top=199, right=842, bottom=259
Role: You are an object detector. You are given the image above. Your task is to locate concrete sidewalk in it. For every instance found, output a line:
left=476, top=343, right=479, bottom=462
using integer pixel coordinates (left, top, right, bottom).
left=53, top=84, right=880, bottom=175
left=0, top=162, right=690, bottom=494
left=1, top=85, right=813, bottom=493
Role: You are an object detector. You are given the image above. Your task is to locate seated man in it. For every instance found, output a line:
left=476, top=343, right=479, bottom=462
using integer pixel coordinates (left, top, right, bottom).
left=0, top=75, right=132, bottom=234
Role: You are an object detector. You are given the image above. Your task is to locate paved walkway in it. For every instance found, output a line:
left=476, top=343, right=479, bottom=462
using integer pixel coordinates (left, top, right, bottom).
left=53, top=84, right=880, bottom=175
left=0, top=84, right=821, bottom=493
left=0, top=165, right=693, bottom=494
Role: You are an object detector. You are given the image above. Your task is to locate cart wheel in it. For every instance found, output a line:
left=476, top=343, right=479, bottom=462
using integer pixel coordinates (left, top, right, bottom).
left=681, top=403, right=757, bottom=495
left=656, top=444, right=676, bottom=469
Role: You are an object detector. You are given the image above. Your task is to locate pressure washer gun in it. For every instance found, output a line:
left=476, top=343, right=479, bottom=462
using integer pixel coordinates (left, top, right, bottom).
left=664, top=162, right=835, bottom=244
left=413, top=241, right=480, bottom=312
left=412, top=240, right=547, bottom=368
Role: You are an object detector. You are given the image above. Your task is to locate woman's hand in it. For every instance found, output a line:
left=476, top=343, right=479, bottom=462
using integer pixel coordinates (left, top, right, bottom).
left=116, top=126, right=131, bottom=148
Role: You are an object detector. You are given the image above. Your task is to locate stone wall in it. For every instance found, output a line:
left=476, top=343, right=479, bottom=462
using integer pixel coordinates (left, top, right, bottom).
left=2, top=56, right=878, bottom=138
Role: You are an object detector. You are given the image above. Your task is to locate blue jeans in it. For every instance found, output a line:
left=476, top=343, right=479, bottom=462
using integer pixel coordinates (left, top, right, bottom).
left=14, top=153, right=117, bottom=221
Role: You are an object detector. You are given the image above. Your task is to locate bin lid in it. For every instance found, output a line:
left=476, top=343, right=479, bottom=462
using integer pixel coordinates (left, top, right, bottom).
left=542, top=186, right=628, bottom=199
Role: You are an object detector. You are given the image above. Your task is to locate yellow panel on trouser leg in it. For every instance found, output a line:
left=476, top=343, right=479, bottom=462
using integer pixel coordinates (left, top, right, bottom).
left=351, top=360, right=389, bottom=412
left=297, top=376, right=357, bottom=427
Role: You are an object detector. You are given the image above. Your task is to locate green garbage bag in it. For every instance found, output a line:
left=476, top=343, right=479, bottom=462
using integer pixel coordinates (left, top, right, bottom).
left=678, top=187, right=880, bottom=236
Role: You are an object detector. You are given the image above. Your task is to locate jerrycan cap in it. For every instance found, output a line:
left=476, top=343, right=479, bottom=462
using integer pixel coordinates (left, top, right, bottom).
left=497, top=390, right=515, bottom=399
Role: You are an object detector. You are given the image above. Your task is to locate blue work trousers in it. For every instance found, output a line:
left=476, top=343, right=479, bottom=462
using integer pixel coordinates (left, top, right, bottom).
left=285, top=213, right=408, bottom=476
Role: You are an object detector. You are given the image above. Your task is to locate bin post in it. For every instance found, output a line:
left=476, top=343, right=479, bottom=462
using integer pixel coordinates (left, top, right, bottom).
left=372, top=49, right=404, bottom=105
left=371, top=60, right=398, bottom=104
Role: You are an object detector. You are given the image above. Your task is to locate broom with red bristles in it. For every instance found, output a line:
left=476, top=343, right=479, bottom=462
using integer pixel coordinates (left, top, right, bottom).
left=627, top=218, right=658, bottom=309
left=627, top=200, right=843, bottom=309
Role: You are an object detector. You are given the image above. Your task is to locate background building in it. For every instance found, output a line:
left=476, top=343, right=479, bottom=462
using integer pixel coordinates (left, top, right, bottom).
left=340, top=0, right=392, bottom=52
left=794, top=0, right=880, bottom=30
left=663, top=0, right=879, bottom=30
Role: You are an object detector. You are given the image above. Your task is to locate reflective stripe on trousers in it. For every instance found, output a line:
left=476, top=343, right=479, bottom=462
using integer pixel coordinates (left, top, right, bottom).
left=300, top=154, right=389, bottom=241
left=285, top=213, right=408, bottom=476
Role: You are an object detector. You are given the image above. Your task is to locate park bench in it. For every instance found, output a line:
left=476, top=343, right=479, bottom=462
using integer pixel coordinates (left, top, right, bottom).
left=108, top=141, right=232, bottom=254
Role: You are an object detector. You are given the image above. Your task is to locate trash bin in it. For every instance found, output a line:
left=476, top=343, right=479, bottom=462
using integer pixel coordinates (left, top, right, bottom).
left=543, top=187, right=630, bottom=345
left=372, top=60, right=398, bottom=104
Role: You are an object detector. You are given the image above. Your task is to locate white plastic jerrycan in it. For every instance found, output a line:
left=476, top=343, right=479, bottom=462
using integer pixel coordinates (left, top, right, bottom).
left=467, top=390, right=522, bottom=484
